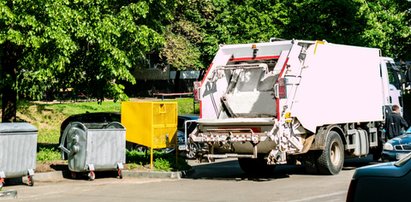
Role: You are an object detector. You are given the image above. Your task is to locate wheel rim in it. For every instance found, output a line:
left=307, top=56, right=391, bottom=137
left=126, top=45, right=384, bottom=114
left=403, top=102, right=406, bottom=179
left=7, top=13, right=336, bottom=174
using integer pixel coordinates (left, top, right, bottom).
left=330, top=141, right=341, bottom=166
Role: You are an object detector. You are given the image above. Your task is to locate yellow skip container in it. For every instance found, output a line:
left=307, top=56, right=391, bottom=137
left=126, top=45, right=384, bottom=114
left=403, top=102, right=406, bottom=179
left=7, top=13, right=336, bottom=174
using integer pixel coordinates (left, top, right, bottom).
left=121, top=101, right=178, bottom=149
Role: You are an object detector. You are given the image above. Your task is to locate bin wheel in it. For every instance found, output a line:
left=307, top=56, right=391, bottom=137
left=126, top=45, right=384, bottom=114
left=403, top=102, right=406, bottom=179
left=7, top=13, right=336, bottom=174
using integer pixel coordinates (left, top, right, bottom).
left=88, top=171, right=95, bottom=181
left=0, top=178, right=4, bottom=191
left=27, top=175, right=34, bottom=186
left=118, top=169, right=123, bottom=179
left=70, top=172, right=77, bottom=179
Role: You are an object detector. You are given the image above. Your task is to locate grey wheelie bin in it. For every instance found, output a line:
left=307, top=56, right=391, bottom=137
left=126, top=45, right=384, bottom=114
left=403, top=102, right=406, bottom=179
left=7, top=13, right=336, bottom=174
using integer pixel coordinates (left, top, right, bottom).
left=0, top=122, right=37, bottom=190
left=59, top=122, right=126, bottom=180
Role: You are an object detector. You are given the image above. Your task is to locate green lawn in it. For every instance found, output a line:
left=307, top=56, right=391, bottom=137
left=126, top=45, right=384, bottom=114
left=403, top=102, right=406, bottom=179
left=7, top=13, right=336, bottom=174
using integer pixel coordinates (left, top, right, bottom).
left=18, top=98, right=198, bottom=144
left=16, top=98, right=198, bottom=171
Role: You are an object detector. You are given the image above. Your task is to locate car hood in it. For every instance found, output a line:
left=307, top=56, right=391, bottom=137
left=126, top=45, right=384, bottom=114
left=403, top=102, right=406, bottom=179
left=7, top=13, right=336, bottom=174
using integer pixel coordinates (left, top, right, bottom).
left=387, top=133, right=411, bottom=146
left=178, top=114, right=199, bottom=120
left=353, top=162, right=408, bottom=178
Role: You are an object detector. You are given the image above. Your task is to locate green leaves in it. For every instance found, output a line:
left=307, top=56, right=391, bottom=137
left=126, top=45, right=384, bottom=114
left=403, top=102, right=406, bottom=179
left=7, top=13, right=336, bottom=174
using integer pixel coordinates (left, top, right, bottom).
left=359, top=0, right=411, bottom=58
left=1, top=0, right=166, bottom=102
left=0, top=0, right=410, bottom=106
left=161, top=31, right=202, bottom=70
left=200, top=0, right=410, bottom=59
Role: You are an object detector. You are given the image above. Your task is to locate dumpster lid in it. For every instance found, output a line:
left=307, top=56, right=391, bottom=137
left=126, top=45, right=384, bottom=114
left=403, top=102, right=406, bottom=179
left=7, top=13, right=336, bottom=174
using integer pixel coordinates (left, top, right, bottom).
left=0, top=122, right=38, bottom=133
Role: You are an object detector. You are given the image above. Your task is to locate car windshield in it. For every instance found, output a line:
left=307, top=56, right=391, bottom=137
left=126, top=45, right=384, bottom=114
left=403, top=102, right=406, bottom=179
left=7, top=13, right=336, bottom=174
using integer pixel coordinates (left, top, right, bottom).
left=394, top=152, right=411, bottom=167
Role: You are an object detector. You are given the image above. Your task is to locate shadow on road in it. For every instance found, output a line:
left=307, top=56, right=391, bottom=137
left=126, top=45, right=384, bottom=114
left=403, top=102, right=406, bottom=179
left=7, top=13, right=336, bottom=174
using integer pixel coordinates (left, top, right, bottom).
left=343, top=155, right=381, bottom=170
left=184, top=159, right=303, bottom=181
left=184, top=155, right=384, bottom=181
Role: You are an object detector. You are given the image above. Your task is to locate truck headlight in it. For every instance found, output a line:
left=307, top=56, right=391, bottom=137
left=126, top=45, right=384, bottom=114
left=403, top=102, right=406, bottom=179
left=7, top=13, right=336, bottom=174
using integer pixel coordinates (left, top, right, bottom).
left=383, top=142, right=394, bottom=151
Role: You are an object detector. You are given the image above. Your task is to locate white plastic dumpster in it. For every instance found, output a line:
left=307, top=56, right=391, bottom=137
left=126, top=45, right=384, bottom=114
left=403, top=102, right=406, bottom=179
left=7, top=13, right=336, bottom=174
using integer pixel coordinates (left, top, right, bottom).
left=0, top=122, right=37, bottom=189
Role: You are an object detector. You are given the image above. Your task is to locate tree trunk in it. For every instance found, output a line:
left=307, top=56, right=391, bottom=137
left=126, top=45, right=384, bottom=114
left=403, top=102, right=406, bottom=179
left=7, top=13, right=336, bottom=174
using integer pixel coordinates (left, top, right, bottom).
left=2, top=86, right=17, bottom=122
left=1, top=42, right=19, bottom=122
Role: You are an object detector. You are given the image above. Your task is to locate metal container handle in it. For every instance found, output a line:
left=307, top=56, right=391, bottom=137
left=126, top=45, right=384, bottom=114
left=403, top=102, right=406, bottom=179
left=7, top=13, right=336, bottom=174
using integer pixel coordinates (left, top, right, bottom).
left=58, top=122, right=87, bottom=157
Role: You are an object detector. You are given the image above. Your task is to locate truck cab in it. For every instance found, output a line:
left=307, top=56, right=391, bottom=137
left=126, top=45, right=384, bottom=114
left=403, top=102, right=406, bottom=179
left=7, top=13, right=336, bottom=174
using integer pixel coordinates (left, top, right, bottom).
left=380, top=57, right=403, bottom=108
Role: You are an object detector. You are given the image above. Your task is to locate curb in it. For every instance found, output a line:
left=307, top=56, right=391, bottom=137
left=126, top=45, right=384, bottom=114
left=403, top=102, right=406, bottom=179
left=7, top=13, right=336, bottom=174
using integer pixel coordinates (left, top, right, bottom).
left=123, top=170, right=182, bottom=179
left=122, top=168, right=195, bottom=179
left=0, top=170, right=193, bottom=199
left=33, top=169, right=194, bottom=182
left=34, top=171, right=66, bottom=182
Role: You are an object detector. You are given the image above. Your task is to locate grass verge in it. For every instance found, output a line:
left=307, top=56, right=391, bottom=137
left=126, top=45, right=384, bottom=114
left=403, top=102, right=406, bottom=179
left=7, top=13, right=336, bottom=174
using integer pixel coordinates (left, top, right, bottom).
left=37, top=147, right=62, bottom=162
left=126, top=149, right=191, bottom=171
left=16, top=98, right=198, bottom=171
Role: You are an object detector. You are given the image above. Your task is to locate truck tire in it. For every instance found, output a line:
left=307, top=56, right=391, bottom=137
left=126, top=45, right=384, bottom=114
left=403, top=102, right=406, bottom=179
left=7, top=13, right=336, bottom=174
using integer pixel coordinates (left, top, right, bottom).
left=238, top=157, right=275, bottom=175
left=317, top=131, right=344, bottom=175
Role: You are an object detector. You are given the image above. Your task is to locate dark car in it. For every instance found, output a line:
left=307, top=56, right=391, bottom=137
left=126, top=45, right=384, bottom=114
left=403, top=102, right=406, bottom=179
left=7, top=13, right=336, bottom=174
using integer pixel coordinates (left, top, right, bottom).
left=346, top=152, right=411, bottom=202
left=60, top=112, right=121, bottom=136
left=381, top=126, right=411, bottom=161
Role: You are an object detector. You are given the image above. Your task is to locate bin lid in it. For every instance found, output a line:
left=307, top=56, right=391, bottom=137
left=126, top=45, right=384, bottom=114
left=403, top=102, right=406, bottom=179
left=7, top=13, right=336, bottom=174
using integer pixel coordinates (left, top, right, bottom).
left=0, top=122, right=38, bottom=133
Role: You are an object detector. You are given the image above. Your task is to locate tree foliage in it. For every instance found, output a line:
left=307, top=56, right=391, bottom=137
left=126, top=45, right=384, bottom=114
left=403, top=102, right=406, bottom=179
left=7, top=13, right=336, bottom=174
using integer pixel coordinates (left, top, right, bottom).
left=200, top=0, right=288, bottom=62
left=201, top=0, right=410, bottom=58
left=359, top=0, right=411, bottom=58
left=284, top=0, right=367, bottom=44
left=0, top=0, right=168, bottom=100
left=0, top=0, right=169, bottom=120
left=0, top=0, right=410, bottom=120
left=159, top=0, right=211, bottom=70
left=171, top=0, right=410, bottom=68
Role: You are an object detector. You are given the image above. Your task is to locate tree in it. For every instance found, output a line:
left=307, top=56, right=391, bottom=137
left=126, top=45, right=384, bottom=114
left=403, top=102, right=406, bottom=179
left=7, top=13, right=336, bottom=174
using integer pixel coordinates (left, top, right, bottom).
left=0, top=0, right=165, bottom=121
left=359, top=0, right=411, bottom=58
left=154, top=0, right=211, bottom=91
left=201, top=0, right=410, bottom=60
left=1, top=0, right=409, bottom=123
left=201, top=0, right=288, bottom=60
left=159, top=0, right=211, bottom=70
left=284, top=0, right=367, bottom=44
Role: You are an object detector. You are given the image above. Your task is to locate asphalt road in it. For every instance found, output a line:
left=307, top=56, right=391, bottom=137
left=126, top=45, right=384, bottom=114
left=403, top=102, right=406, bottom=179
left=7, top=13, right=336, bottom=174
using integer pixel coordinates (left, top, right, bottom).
left=3, top=157, right=376, bottom=202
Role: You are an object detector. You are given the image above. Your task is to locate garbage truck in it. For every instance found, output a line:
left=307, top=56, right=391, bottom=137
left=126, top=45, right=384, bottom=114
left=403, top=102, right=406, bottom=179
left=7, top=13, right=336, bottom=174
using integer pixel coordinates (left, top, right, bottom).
left=186, top=39, right=403, bottom=175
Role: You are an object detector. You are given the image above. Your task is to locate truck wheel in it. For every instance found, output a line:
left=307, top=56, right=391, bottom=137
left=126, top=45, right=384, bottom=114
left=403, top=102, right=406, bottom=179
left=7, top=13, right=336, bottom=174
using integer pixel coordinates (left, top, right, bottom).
left=317, top=131, right=344, bottom=175
left=238, top=157, right=275, bottom=175
left=27, top=175, right=34, bottom=186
